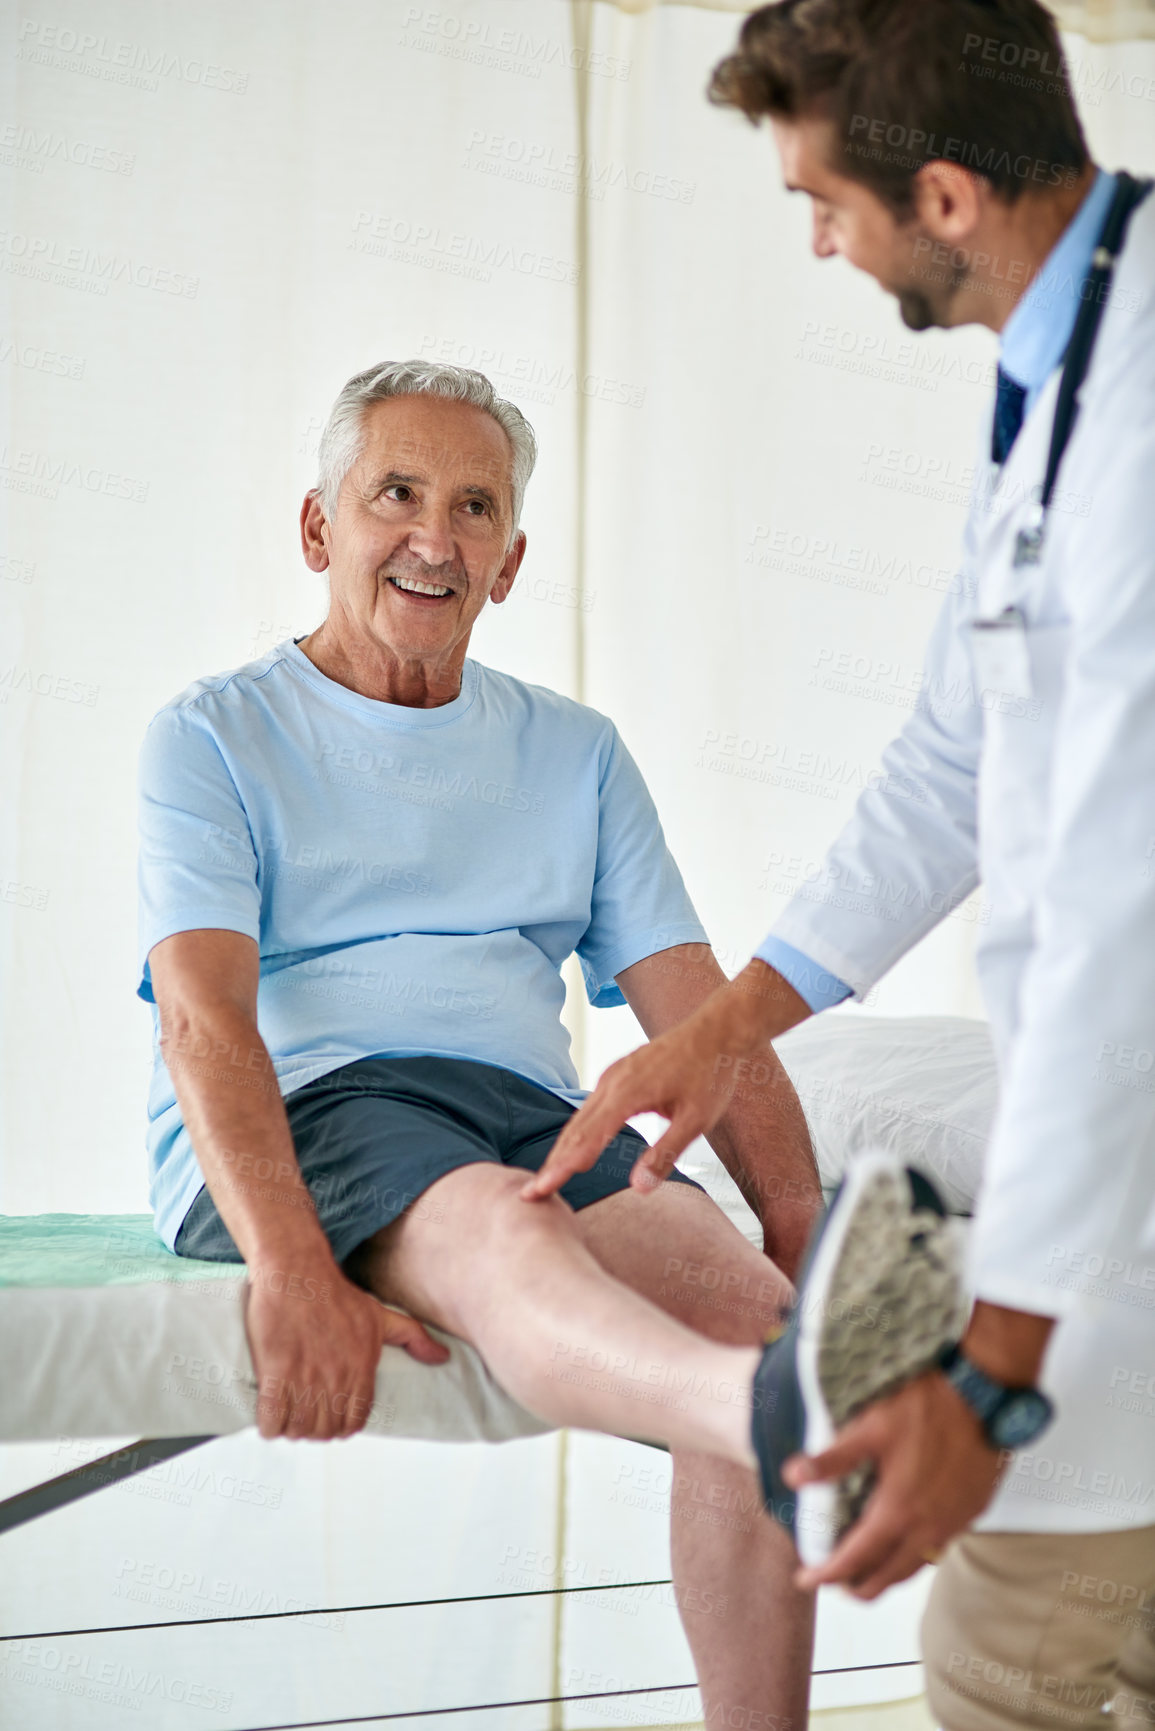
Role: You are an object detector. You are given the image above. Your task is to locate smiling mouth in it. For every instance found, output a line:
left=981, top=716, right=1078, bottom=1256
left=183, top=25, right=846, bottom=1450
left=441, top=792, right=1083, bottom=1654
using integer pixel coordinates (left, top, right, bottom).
left=388, top=574, right=455, bottom=600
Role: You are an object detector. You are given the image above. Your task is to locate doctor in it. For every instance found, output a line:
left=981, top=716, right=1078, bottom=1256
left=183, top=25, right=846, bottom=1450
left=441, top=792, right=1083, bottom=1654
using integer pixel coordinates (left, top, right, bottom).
left=524, top=1, right=1155, bottom=1724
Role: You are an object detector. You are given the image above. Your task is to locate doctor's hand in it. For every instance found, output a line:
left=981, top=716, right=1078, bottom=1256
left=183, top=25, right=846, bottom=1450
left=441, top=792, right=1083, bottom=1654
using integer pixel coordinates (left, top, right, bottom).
left=243, top=1256, right=449, bottom=1441
left=782, top=1371, right=1007, bottom=1599
left=784, top=1303, right=1055, bottom=1598
left=520, top=959, right=810, bottom=1202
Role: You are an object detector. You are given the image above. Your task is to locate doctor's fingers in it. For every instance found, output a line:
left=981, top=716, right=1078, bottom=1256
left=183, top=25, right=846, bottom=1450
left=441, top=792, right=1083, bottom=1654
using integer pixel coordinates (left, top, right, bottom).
left=783, top=1401, right=885, bottom=1489
left=520, top=1075, right=637, bottom=1198
left=792, top=1389, right=1003, bottom=1592
left=786, top=1400, right=921, bottom=1588
left=631, top=1110, right=710, bottom=1189
left=794, top=1472, right=939, bottom=1595
left=519, top=1120, right=606, bottom=1199
left=786, top=1368, right=965, bottom=1494
left=803, top=1454, right=954, bottom=1599
left=839, top=1530, right=943, bottom=1601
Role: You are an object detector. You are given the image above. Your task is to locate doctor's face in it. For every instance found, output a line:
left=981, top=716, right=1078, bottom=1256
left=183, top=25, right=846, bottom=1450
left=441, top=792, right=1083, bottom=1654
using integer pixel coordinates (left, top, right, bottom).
left=301, top=395, right=526, bottom=668
left=770, top=114, right=965, bottom=331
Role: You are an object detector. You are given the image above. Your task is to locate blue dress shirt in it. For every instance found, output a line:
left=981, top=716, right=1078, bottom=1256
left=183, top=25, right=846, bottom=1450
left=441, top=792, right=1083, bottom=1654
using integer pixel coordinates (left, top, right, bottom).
left=999, top=168, right=1115, bottom=412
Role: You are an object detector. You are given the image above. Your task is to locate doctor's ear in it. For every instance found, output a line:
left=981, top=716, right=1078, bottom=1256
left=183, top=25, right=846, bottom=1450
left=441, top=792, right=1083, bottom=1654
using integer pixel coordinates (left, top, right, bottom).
left=910, top=161, right=986, bottom=245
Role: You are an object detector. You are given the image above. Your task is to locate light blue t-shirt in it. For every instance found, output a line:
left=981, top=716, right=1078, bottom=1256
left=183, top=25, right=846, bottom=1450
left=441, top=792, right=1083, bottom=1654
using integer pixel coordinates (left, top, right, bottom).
left=138, top=637, right=707, bottom=1249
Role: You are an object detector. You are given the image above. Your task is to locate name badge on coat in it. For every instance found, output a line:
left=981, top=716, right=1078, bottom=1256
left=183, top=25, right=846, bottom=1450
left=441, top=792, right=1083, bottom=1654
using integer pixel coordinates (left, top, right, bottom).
left=971, top=606, right=1033, bottom=701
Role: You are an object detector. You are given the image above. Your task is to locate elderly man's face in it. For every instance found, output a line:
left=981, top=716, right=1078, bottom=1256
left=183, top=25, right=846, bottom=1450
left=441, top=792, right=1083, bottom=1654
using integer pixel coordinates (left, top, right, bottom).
left=306, top=394, right=525, bottom=665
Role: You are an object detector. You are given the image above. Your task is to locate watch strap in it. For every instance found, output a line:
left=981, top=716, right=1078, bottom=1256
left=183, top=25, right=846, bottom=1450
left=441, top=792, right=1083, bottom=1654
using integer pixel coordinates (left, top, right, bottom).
left=939, top=1340, right=1018, bottom=1441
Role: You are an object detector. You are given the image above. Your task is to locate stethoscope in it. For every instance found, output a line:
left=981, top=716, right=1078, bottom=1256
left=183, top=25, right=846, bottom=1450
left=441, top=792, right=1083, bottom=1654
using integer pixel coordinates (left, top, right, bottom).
left=1012, top=169, right=1153, bottom=570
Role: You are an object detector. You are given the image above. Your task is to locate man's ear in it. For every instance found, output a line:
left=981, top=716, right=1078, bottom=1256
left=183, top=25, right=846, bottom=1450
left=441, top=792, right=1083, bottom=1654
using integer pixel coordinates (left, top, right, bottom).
left=300, top=490, right=331, bottom=573
left=910, top=160, right=986, bottom=246
left=490, top=530, right=528, bottom=605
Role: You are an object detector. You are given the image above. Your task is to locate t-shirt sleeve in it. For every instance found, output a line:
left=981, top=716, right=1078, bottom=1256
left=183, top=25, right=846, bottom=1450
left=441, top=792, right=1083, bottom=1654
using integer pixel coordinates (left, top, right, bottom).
left=576, top=723, right=708, bottom=1009
left=137, top=705, right=261, bottom=1003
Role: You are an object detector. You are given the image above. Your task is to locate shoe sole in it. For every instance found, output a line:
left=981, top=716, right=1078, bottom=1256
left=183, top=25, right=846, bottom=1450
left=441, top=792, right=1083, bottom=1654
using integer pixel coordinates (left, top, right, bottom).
left=792, top=1152, right=967, bottom=1566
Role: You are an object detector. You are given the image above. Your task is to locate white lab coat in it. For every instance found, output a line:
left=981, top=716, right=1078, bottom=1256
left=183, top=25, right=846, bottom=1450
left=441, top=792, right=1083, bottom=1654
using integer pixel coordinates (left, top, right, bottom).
left=768, top=194, right=1155, bottom=1532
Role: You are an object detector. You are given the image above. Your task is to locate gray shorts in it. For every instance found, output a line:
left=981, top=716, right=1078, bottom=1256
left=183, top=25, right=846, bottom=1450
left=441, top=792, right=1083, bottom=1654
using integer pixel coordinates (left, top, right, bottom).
left=173, top=1054, right=704, bottom=1269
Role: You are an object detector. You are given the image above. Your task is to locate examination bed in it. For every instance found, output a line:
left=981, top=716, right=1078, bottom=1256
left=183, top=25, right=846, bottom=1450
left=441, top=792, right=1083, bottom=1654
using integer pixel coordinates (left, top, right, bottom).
left=0, top=1014, right=997, bottom=1534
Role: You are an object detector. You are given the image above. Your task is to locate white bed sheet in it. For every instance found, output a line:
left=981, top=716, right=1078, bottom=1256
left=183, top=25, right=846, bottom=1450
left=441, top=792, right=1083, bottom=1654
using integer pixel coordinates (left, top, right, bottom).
left=2, top=1015, right=996, bottom=1443
left=1, top=1278, right=555, bottom=1445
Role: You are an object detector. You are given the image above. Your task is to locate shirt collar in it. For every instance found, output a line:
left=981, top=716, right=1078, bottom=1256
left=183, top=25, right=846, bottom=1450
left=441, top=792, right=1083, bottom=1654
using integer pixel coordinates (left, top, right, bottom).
left=999, top=167, right=1115, bottom=404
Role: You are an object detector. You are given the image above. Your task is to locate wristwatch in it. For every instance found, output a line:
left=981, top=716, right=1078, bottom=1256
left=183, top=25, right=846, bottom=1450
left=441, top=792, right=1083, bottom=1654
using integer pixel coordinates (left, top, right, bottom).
left=937, top=1341, right=1054, bottom=1450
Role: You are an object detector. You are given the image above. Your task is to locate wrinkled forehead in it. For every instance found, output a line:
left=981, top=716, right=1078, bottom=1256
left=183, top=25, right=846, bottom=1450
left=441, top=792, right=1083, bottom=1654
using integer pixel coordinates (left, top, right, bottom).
left=355, top=395, right=514, bottom=509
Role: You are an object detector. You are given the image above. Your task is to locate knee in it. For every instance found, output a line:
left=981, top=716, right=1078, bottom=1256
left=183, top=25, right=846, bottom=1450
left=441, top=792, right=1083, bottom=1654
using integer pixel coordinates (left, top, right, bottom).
left=655, top=1249, right=791, bottom=1346
left=481, top=1168, right=572, bottom=1245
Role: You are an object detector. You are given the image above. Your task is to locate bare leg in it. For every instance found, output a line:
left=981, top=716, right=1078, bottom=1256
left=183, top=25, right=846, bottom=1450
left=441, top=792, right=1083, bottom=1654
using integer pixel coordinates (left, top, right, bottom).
left=347, top=1167, right=813, bottom=1727
left=572, top=1184, right=816, bottom=1731
left=345, top=1163, right=763, bottom=1465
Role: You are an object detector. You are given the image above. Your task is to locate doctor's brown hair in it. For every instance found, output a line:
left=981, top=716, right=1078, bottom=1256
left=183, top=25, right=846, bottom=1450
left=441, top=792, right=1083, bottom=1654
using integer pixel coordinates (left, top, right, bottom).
left=709, top=0, right=1090, bottom=215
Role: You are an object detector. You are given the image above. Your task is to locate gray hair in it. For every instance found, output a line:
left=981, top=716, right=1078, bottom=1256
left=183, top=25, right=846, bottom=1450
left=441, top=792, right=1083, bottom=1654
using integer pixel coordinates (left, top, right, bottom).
left=314, top=359, right=537, bottom=544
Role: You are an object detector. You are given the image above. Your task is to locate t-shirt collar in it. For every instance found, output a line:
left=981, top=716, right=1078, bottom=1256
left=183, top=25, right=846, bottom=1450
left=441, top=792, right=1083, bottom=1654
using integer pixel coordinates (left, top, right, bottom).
left=279, top=635, right=479, bottom=725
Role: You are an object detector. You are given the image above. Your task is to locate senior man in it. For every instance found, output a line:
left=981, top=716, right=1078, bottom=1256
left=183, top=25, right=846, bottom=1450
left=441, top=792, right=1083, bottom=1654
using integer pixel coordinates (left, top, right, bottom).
left=527, top=3, right=1155, bottom=1727
left=139, top=359, right=838, bottom=1722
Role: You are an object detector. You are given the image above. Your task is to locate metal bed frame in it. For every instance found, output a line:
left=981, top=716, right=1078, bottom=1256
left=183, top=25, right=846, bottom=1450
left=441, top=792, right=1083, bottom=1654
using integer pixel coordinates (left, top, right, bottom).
left=0, top=1433, right=212, bottom=1535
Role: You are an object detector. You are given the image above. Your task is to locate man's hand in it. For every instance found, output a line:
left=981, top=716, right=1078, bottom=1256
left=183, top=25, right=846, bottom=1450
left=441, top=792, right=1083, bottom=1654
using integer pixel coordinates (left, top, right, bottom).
left=520, top=959, right=810, bottom=1202
left=783, top=1301, right=1055, bottom=1596
left=520, top=1024, right=737, bottom=1202
left=244, top=1255, right=450, bottom=1440
left=783, top=1371, right=1007, bottom=1597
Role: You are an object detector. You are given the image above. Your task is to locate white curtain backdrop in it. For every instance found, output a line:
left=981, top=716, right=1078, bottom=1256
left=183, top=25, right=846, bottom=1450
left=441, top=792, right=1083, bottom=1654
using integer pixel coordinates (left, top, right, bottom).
left=2, top=4, right=1153, bottom=1723
left=610, top=0, right=1155, bottom=39
left=4, top=2, right=1151, bottom=1216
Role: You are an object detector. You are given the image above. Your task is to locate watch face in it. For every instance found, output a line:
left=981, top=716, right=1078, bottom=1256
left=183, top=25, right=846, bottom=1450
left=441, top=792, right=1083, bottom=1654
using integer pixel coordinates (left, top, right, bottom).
left=992, top=1390, right=1053, bottom=1449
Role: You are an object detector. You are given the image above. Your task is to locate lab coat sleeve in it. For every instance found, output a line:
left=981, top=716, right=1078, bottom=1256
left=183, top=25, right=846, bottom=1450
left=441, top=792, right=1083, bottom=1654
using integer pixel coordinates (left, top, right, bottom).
left=969, top=412, right=1155, bottom=1318
left=758, top=559, right=983, bottom=1000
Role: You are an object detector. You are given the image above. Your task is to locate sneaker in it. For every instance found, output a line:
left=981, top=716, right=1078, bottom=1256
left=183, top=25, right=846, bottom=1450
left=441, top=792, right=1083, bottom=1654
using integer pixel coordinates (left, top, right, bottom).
left=750, top=1150, right=968, bottom=1566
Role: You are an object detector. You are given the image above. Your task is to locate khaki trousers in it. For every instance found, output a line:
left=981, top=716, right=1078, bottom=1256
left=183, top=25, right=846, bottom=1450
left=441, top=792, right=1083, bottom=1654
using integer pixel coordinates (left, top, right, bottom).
left=922, top=1526, right=1155, bottom=1729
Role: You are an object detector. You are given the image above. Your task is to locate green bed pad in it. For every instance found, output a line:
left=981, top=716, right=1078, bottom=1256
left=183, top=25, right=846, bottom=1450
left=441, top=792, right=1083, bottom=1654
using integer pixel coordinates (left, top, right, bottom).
left=0, top=1214, right=242, bottom=1288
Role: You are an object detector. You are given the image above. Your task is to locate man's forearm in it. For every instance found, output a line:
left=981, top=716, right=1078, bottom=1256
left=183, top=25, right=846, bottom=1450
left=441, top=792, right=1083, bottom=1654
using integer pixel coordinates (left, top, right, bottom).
left=619, top=952, right=821, bottom=1273
left=161, top=1006, right=335, bottom=1273
left=697, top=961, right=823, bottom=1275
left=707, top=1062, right=823, bottom=1279
left=714, top=958, right=814, bottom=1047
left=962, top=1300, right=1055, bottom=1384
